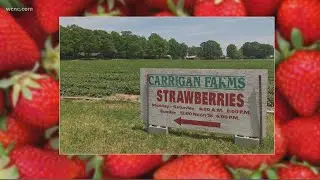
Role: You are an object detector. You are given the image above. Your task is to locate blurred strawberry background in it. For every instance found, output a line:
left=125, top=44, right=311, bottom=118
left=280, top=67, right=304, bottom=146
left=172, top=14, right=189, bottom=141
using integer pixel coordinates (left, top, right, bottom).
left=0, top=0, right=320, bottom=179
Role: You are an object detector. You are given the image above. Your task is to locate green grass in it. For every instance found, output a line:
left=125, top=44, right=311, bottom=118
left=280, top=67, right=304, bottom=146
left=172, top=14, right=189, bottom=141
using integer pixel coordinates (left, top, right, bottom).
left=60, top=99, right=274, bottom=154
left=61, top=59, right=274, bottom=106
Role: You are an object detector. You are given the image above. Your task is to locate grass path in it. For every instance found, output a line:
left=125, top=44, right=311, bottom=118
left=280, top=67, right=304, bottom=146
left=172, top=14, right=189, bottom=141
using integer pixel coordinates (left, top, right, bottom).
left=60, top=99, right=274, bottom=154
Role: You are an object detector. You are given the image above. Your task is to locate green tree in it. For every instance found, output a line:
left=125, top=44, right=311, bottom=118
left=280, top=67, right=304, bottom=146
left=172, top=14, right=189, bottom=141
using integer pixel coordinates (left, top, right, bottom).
left=200, top=40, right=223, bottom=59
left=168, top=38, right=180, bottom=59
left=226, top=44, right=241, bottom=59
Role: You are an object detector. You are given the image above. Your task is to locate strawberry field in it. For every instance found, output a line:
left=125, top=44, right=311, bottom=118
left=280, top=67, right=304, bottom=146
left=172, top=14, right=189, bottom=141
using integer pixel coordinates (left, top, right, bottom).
left=61, top=59, right=275, bottom=106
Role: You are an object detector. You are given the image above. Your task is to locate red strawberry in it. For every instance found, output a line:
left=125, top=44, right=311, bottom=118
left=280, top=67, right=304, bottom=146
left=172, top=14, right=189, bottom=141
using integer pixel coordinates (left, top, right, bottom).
left=0, top=115, right=43, bottom=147
left=0, top=9, right=40, bottom=74
left=219, top=122, right=287, bottom=169
left=8, top=145, right=84, bottom=179
left=275, top=89, right=297, bottom=124
left=0, top=90, right=4, bottom=115
left=34, top=0, right=96, bottom=33
left=277, top=163, right=319, bottom=179
left=154, top=155, right=232, bottom=179
left=104, top=155, right=163, bottom=178
left=243, top=0, right=281, bottom=16
left=276, top=51, right=320, bottom=117
left=16, top=11, right=48, bottom=50
left=154, top=11, right=175, bottom=16
left=1, top=72, right=59, bottom=129
left=194, top=0, right=247, bottom=16
left=86, top=1, right=129, bottom=16
left=283, top=114, right=320, bottom=165
left=277, top=0, right=320, bottom=46
left=129, top=2, right=153, bottom=16
left=146, top=0, right=196, bottom=11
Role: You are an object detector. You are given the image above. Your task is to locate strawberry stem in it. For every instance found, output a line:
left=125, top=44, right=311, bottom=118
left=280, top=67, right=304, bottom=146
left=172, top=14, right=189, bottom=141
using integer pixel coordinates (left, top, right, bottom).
left=86, top=156, right=104, bottom=180
left=167, top=0, right=189, bottom=16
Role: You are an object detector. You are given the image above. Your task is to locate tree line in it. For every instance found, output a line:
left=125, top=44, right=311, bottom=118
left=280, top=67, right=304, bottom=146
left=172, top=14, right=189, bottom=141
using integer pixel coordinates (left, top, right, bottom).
left=60, top=25, right=274, bottom=60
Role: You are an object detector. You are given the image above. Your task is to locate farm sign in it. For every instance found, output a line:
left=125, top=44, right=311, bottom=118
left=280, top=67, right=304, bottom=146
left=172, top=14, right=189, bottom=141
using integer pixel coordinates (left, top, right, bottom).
left=140, top=68, right=268, bottom=139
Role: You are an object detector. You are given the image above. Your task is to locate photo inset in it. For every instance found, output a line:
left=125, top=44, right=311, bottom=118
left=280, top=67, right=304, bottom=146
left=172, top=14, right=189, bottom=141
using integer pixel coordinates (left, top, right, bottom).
left=59, top=17, right=275, bottom=154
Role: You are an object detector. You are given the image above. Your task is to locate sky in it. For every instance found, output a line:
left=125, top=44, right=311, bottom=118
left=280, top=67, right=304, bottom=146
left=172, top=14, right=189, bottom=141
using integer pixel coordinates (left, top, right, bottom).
left=60, top=17, right=275, bottom=54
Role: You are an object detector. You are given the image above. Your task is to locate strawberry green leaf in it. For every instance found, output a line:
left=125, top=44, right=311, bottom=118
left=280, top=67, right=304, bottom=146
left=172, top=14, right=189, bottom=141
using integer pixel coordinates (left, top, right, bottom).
left=275, top=50, right=281, bottom=67
left=277, top=32, right=291, bottom=59
left=0, top=0, right=13, bottom=8
left=29, top=74, right=46, bottom=80
left=0, top=165, right=19, bottom=179
left=31, top=62, right=40, bottom=73
left=305, top=40, right=320, bottom=50
left=272, top=163, right=287, bottom=168
left=21, top=87, right=32, bottom=100
left=0, top=144, right=5, bottom=156
left=10, top=0, right=24, bottom=8
left=0, top=156, right=9, bottom=169
left=258, top=163, right=268, bottom=171
left=97, top=4, right=105, bottom=14
left=291, top=28, right=303, bottom=50
left=177, top=0, right=184, bottom=10
left=266, top=168, right=278, bottom=180
left=0, top=79, right=14, bottom=89
left=86, top=156, right=103, bottom=180
left=45, top=125, right=59, bottom=139
left=49, top=137, right=59, bottom=151
left=161, top=155, right=173, bottom=162
left=12, top=84, right=21, bottom=107
left=26, top=80, right=41, bottom=89
left=106, top=0, right=115, bottom=11
left=0, top=116, right=8, bottom=131
left=249, top=171, right=262, bottom=180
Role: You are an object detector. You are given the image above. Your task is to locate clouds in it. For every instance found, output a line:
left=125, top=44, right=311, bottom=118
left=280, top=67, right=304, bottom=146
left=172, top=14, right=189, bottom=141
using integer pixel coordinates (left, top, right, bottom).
left=60, top=17, right=274, bottom=54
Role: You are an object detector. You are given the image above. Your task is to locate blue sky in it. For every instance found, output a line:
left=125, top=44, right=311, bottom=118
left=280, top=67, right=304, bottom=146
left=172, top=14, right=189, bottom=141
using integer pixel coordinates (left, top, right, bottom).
left=60, top=17, right=274, bottom=54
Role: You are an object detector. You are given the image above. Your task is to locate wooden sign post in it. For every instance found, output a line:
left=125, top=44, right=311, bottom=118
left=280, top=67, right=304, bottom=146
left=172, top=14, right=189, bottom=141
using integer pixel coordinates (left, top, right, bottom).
left=140, top=68, right=268, bottom=147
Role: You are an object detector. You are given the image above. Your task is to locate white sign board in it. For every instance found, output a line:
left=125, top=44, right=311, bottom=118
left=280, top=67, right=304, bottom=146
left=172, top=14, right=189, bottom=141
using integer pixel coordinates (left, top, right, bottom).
left=140, top=68, right=268, bottom=138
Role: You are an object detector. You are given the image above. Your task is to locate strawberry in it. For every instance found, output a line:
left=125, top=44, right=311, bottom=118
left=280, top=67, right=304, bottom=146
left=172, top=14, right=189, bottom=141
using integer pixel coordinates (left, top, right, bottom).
left=276, top=51, right=320, bottom=117
left=86, top=1, right=129, bottom=16
left=16, top=11, right=48, bottom=50
left=277, top=0, right=320, bottom=46
left=219, top=122, right=287, bottom=169
left=283, top=114, right=320, bottom=165
left=0, top=68, right=59, bottom=129
left=0, top=90, right=4, bottom=116
left=154, top=155, right=231, bottom=179
left=0, top=9, right=40, bottom=75
left=146, top=0, right=196, bottom=11
left=8, top=145, right=84, bottom=179
left=275, top=89, right=297, bottom=124
left=0, top=115, right=43, bottom=148
left=154, top=11, right=175, bottom=16
left=34, top=0, right=96, bottom=33
left=194, top=0, right=247, bottom=16
left=243, top=0, right=281, bottom=16
left=129, top=2, right=153, bottom=16
left=277, top=163, right=319, bottom=179
left=104, top=155, right=163, bottom=178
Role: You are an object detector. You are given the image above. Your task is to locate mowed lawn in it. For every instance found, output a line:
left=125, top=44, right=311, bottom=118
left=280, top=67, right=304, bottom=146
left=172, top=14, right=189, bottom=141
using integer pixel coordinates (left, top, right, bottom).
left=60, top=99, right=274, bottom=154
left=61, top=59, right=274, bottom=106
